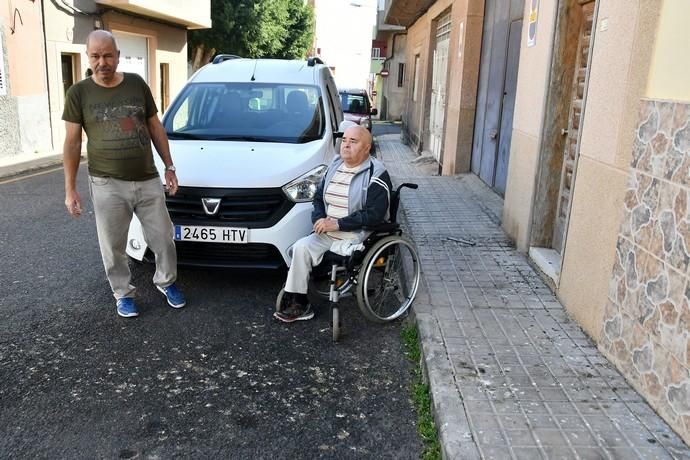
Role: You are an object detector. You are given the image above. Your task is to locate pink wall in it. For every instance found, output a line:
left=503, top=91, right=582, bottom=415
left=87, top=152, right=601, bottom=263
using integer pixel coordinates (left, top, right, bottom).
left=2, top=0, right=46, bottom=96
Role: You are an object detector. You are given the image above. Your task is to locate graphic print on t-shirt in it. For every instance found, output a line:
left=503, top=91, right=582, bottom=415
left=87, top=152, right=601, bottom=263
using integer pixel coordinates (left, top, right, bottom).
left=89, top=98, right=151, bottom=156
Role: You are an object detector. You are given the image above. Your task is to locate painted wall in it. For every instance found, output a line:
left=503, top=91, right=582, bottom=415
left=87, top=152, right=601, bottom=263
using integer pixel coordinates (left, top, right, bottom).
left=381, top=32, right=406, bottom=120
left=401, top=2, right=442, bottom=150
left=598, top=0, right=690, bottom=445
left=0, top=0, right=51, bottom=157
left=502, top=0, right=558, bottom=251
left=0, top=25, right=22, bottom=159
left=645, top=0, right=690, bottom=102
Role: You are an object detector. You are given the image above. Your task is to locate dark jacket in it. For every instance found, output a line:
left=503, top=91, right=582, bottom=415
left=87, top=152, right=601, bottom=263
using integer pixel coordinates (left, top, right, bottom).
left=312, top=155, right=392, bottom=241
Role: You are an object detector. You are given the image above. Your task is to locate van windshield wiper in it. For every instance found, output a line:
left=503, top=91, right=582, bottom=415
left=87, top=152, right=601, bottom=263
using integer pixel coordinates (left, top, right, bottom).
left=167, top=132, right=204, bottom=140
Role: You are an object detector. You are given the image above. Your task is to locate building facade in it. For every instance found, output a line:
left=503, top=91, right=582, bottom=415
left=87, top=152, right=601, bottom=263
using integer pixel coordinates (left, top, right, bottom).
left=372, top=1, right=405, bottom=121
left=383, top=0, right=690, bottom=443
left=0, top=1, right=49, bottom=158
left=0, top=0, right=211, bottom=160
left=503, top=0, right=690, bottom=442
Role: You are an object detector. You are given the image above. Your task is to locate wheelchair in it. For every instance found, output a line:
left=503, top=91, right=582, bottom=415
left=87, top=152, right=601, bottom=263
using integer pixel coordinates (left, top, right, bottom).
left=276, top=183, right=421, bottom=342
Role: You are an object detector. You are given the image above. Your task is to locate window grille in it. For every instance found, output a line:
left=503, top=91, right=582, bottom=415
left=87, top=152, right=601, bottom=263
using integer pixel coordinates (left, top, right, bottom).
left=436, top=12, right=451, bottom=42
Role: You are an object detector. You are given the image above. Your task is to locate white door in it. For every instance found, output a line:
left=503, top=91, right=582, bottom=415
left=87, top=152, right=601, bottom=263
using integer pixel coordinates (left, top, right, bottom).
left=429, top=12, right=451, bottom=162
left=114, top=32, right=148, bottom=82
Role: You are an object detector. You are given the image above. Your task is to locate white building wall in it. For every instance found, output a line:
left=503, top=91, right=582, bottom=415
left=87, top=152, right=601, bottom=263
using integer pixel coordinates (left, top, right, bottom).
left=314, top=0, right=377, bottom=89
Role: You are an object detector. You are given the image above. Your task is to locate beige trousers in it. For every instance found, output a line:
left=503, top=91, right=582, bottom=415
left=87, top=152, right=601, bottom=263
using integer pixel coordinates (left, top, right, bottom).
left=88, top=175, right=177, bottom=299
left=285, top=232, right=334, bottom=294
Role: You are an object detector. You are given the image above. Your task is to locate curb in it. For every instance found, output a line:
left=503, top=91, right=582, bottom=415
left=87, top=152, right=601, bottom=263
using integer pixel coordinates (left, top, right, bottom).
left=0, top=154, right=65, bottom=181
left=416, top=312, right=481, bottom=460
left=395, top=180, right=481, bottom=460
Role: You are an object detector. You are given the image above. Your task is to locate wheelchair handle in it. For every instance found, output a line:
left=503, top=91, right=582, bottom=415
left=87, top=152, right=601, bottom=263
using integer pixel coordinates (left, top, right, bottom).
left=397, top=183, right=418, bottom=191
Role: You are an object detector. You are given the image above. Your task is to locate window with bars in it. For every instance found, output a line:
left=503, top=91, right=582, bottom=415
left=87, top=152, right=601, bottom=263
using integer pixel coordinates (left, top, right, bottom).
left=436, top=11, right=452, bottom=41
left=371, top=48, right=381, bottom=58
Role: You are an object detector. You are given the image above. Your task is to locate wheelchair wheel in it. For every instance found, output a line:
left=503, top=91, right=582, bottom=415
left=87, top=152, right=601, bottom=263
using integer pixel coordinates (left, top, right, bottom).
left=356, top=235, right=420, bottom=323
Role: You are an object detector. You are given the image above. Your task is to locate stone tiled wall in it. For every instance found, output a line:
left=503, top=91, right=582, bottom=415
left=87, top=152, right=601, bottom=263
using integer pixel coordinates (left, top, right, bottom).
left=601, top=99, right=690, bottom=444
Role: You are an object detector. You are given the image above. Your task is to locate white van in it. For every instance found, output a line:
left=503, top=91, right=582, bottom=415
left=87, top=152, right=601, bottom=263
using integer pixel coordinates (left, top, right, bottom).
left=126, top=56, right=344, bottom=268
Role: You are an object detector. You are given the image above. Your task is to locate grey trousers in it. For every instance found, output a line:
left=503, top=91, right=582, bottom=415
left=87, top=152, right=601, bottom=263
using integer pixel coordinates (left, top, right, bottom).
left=285, top=232, right=333, bottom=294
left=89, top=175, right=177, bottom=299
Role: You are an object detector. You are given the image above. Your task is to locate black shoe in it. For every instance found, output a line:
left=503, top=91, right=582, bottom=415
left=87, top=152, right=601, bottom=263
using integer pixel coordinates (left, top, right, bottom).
left=274, top=301, right=314, bottom=323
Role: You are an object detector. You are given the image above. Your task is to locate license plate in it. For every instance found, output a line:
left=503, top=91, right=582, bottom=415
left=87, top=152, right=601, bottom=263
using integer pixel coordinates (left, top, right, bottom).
left=174, top=225, right=248, bottom=243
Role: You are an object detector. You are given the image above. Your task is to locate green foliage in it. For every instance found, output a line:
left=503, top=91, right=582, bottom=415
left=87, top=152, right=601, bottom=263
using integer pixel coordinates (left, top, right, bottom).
left=188, top=0, right=314, bottom=61
left=401, top=323, right=441, bottom=460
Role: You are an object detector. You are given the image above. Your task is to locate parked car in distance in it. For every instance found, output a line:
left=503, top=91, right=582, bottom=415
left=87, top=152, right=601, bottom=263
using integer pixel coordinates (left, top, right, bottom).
left=126, top=56, right=344, bottom=268
left=339, top=88, right=376, bottom=132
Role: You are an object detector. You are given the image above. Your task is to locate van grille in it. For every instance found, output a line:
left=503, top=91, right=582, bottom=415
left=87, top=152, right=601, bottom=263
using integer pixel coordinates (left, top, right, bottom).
left=173, top=242, right=285, bottom=269
left=166, top=187, right=293, bottom=228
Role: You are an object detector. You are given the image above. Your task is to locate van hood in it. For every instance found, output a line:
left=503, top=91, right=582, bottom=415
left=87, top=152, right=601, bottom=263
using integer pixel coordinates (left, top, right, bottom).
left=154, top=139, right=331, bottom=188
left=344, top=113, right=365, bottom=124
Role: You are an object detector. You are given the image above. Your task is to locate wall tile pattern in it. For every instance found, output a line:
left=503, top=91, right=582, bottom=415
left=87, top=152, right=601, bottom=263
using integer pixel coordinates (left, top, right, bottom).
left=601, top=99, right=690, bottom=444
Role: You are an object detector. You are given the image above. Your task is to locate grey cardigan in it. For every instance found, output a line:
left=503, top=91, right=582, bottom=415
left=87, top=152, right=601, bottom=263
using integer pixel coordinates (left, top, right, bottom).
left=311, top=155, right=393, bottom=242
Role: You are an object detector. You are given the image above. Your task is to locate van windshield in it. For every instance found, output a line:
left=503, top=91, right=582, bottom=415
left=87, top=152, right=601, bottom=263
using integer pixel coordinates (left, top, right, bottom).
left=340, top=92, right=370, bottom=115
left=164, top=83, right=325, bottom=144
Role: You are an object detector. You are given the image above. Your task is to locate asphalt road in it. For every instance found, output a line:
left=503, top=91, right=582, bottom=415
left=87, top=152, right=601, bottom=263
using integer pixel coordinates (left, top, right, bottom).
left=0, top=167, right=421, bottom=459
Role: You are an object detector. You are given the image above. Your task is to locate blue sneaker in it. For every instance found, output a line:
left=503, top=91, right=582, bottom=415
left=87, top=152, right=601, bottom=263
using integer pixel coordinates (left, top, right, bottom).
left=116, top=297, right=139, bottom=318
left=157, top=283, right=186, bottom=308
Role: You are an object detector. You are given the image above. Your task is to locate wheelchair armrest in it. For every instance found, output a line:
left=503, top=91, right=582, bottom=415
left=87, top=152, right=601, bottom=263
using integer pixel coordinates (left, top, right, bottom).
left=364, top=222, right=400, bottom=233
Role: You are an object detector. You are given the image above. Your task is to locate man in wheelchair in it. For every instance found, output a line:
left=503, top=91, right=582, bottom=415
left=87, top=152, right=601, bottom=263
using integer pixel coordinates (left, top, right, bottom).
left=274, top=125, right=392, bottom=323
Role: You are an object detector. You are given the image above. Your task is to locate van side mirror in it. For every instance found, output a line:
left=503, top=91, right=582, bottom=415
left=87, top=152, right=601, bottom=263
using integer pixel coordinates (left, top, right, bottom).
left=334, top=131, right=344, bottom=139
left=371, top=108, right=378, bottom=116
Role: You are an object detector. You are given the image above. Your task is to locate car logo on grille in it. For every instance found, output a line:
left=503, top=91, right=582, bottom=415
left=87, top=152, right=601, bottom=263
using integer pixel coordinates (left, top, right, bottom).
left=201, top=198, right=221, bottom=215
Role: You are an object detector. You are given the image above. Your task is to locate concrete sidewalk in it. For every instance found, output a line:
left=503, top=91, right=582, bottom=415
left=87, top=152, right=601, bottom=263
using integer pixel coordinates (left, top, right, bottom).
left=377, top=134, right=690, bottom=460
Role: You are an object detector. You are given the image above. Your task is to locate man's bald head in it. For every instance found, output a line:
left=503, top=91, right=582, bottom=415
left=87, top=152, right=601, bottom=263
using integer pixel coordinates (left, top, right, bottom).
left=86, top=30, right=118, bottom=51
left=86, top=30, right=120, bottom=85
left=344, top=125, right=372, bottom=148
left=340, top=125, right=373, bottom=167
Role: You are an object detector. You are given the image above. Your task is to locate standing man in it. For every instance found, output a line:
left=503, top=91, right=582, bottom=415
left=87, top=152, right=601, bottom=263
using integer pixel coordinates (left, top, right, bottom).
left=62, top=30, right=185, bottom=318
left=274, top=125, right=392, bottom=323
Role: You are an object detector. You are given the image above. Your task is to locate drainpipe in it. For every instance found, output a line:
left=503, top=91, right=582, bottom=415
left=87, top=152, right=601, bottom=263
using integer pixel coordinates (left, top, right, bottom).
left=40, top=0, right=54, bottom=151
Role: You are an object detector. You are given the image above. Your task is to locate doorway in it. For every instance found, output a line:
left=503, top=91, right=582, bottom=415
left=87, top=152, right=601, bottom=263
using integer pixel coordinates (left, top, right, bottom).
left=552, top=2, right=595, bottom=254
left=529, top=0, right=597, bottom=281
left=61, top=53, right=76, bottom=97
left=429, top=11, right=451, bottom=164
left=470, top=0, right=525, bottom=196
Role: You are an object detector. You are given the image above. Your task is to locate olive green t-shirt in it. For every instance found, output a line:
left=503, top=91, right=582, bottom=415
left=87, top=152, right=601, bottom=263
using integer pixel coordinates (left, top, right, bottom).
left=62, top=73, right=159, bottom=181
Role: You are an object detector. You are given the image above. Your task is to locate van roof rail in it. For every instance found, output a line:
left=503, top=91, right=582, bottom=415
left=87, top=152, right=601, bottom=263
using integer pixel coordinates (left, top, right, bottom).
left=307, top=56, right=324, bottom=67
left=212, top=54, right=241, bottom=64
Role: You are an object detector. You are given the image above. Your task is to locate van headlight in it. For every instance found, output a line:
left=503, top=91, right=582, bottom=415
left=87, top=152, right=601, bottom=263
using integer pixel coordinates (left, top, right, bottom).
left=283, top=165, right=328, bottom=202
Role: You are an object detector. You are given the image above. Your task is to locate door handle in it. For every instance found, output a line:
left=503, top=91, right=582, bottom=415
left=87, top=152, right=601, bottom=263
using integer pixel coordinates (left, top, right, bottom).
left=561, top=128, right=569, bottom=136
left=489, top=129, right=498, bottom=140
